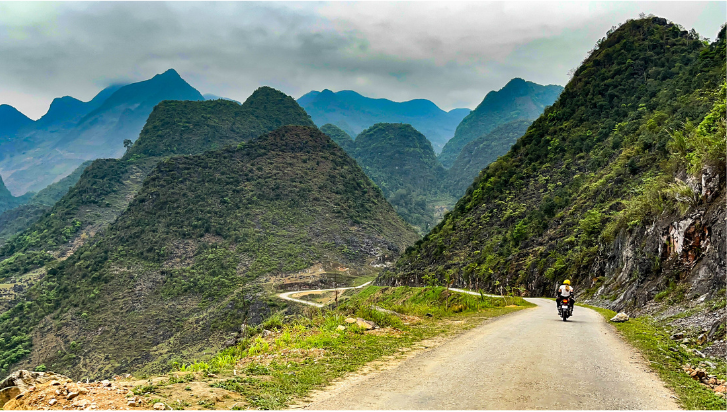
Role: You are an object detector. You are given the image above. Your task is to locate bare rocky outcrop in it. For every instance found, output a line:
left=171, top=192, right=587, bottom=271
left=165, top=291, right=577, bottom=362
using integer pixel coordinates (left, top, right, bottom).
left=591, top=167, right=725, bottom=315
left=0, top=370, right=70, bottom=407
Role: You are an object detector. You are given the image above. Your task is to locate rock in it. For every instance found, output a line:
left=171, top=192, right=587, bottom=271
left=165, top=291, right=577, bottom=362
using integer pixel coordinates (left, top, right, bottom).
left=715, top=385, right=727, bottom=394
left=336, top=325, right=346, bottom=331
left=49, top=398, right=58, bottom=406
left=697, top=334, right=707, bottom=345
left=67, top=391, right=79, bottom=400
left=344, top=318, right=356, bottom=324
left=355, top=318, right=376, bottom=330
left=72, top=399, right=91, bottom=408
left=153, top=402, right=166, bottom=410
left=0, top=370, right=70, bottom=394
left=693, top=349, right=706, bottom=358
left=610, top=312, right=629, bottom=322
left=78, top=387, right=89, bottom=395
left=671, top=332, right=685, bottom=340
left=101, top=380, right=111, bottom=387
left=262, top=330, right=273, bottom=337
left=0, top=386, right=21, bottom=407
left=709, top=378, right=717, bottom=385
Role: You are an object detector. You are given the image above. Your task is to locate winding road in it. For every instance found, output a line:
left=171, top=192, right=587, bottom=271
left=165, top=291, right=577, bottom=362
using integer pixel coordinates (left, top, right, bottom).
left=297, top=298, right=679, bottom=410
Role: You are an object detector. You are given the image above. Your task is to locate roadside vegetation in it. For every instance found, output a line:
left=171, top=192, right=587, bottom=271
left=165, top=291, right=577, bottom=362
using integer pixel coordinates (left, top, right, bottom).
left=585, top=303, right=726, bottom=410
left=131, top=286, right=531, bottom=409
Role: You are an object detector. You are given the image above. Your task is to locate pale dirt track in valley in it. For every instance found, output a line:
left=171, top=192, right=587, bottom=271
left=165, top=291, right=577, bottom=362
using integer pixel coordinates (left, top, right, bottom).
left=300, top=298, right=680, bottom=410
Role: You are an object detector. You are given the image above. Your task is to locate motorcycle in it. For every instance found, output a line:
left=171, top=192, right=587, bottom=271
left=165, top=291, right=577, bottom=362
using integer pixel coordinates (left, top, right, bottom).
left=558, top=297, right=573, bottom=321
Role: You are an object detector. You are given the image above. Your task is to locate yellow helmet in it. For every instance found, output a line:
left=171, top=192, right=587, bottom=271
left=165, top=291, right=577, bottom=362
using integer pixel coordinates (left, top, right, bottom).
left=563, top=279, right=571, bottom=285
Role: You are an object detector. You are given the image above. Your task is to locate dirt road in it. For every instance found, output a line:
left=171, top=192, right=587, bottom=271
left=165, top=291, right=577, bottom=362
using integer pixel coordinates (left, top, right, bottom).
left=302, top=298, right=679, bottom=410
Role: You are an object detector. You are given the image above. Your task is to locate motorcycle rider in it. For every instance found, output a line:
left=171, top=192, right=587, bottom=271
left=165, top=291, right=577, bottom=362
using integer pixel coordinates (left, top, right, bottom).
left=556, top=279, right=574, bottom=312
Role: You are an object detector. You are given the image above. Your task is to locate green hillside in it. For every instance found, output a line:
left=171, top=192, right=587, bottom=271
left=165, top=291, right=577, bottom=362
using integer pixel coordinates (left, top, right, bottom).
left=382, top=18, right=726, bottom=312
left=351, top=124, right=451, bottom=234
left=29, top=161, right=94, bottom=206
left=0, top=126, right=418, bottom=378
left=0, top=88, right=314, bottom=260
left=0, top=176, right=33, bottom=214
left=320, top=123, right=355, bottom=152
left=446, top=119, right=532, bottom=197
left=438, top=79, right=562, bottom=168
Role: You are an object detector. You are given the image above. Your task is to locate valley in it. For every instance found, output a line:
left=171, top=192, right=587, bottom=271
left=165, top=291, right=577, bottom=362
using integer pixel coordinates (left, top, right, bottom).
left=0, top=10, right=725, bottom=412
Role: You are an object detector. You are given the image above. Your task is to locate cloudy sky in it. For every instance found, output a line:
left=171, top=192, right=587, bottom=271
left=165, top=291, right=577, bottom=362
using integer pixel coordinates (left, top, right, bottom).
left=1, top=1, right=724, bottom=119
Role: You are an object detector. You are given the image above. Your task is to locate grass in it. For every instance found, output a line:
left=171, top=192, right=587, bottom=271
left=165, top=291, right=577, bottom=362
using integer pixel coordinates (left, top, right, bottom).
left=167, top=285, right=531, bottom=409
left=582, top=303, right=727, bottom=410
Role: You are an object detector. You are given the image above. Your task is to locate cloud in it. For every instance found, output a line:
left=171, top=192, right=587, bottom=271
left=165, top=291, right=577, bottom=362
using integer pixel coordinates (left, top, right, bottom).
left=0, top=1, right=723, bottom=119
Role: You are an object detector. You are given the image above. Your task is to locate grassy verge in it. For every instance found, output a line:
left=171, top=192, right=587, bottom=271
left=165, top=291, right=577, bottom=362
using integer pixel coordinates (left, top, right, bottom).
left=145, top=286, right=531, bottom=409
left=582, top=303, right=727, bottom=410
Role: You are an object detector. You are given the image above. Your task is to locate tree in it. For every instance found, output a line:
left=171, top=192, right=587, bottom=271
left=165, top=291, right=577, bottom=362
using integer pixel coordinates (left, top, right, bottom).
left=123, top=139, right=133, bottom=150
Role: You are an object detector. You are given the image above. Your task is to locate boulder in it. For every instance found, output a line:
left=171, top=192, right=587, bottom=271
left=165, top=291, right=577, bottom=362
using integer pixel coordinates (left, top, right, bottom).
left=610, top=312, right=629, bottom=322
left=344, top=318, right=357, bottom=324
left=336, top=325, right=346, bottom=331
left=0, top=370, right=69, bottom=393
left=153, top=402, right=166, bottom=410
left=697, top=334, right=707, bottom=345
left=671, top=331, right=685, bottom=340
left=0, top=387, right=21, bottom=407
left=355, top=318, right=377, bottom=330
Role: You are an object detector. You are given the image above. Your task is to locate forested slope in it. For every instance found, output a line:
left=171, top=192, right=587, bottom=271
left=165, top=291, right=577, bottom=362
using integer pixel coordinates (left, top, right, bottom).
left=446, top=119, right=532, bottom=197
left=0, top=126, right=417, bottom=379
left=382, top=19, right=726, bottom=315
left=438, top=79, right=562, bottom=168
left=0, top=88, right=314, bottom=261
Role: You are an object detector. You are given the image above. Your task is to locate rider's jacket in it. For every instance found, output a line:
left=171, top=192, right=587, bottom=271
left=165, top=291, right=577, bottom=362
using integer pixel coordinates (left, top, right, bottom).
left=557, top=285, right=573, bottom=297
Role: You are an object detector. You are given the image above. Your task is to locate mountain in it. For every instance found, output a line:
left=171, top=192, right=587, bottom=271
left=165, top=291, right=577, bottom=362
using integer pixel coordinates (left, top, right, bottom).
left=0, top=176, right=33, bottom=214
left=297, top=89, right=469, bottom=152
left=203, top=93, right=241, bottom=104
left=0, top=125, right=418, bottom=378
left=0, top=161, right=93, bottom=246
left=381, top=18, right=725, bottom=316
left=446, top=119, right=533, bottom=197
left=0, top=87, right=315, bottom=261
left=352, top=123, right=451, bottom=234
left=438, top=79, right=563, bottom=168
left=0, top=70, right=203, bottom=195
left=320, top=123, right=355, bottom=152
left=0, top=105, right=34, bottom=139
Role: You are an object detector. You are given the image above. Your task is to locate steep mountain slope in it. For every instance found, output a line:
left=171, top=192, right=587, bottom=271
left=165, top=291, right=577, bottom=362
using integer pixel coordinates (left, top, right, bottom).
left=352, top=123, right=450, bottom=234
left=298, top=89, right=469, bottom=152
left=446, top=119, right=532, bottom=197
left=0, top=70, right=202, bottom=195
left=0, top=126, right=418, bottom=379
left=438, top=79, right=563, bottom=168
left=382, top=18, right=725, bottom=316
left=0, top=161, right=94, bottom=245
left=320, top=123, right=355, bottom=152
left=0, top=105, right=34, bottom=140
left=0, top=204, right=48, bottom=247
left=0, top=176, right=33, bottom=214
left=0, top=88, right=315, bottom=261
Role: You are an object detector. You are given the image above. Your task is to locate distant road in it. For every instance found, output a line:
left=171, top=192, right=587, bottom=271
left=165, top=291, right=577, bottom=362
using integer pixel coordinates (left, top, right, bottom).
left=277, top=281, right=373, bottom=308
left=301, top=298, right=679, bottom=410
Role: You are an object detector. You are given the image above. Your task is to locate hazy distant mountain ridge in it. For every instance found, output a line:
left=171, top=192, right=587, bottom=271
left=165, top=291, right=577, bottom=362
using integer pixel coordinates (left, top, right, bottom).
left=438, top=78, right=563, bottom=168
left=298, top=89, right=469, bottom=153
left=446, top=119, right=533, bottom=196
left=0, top=70, right=203, bottom=195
